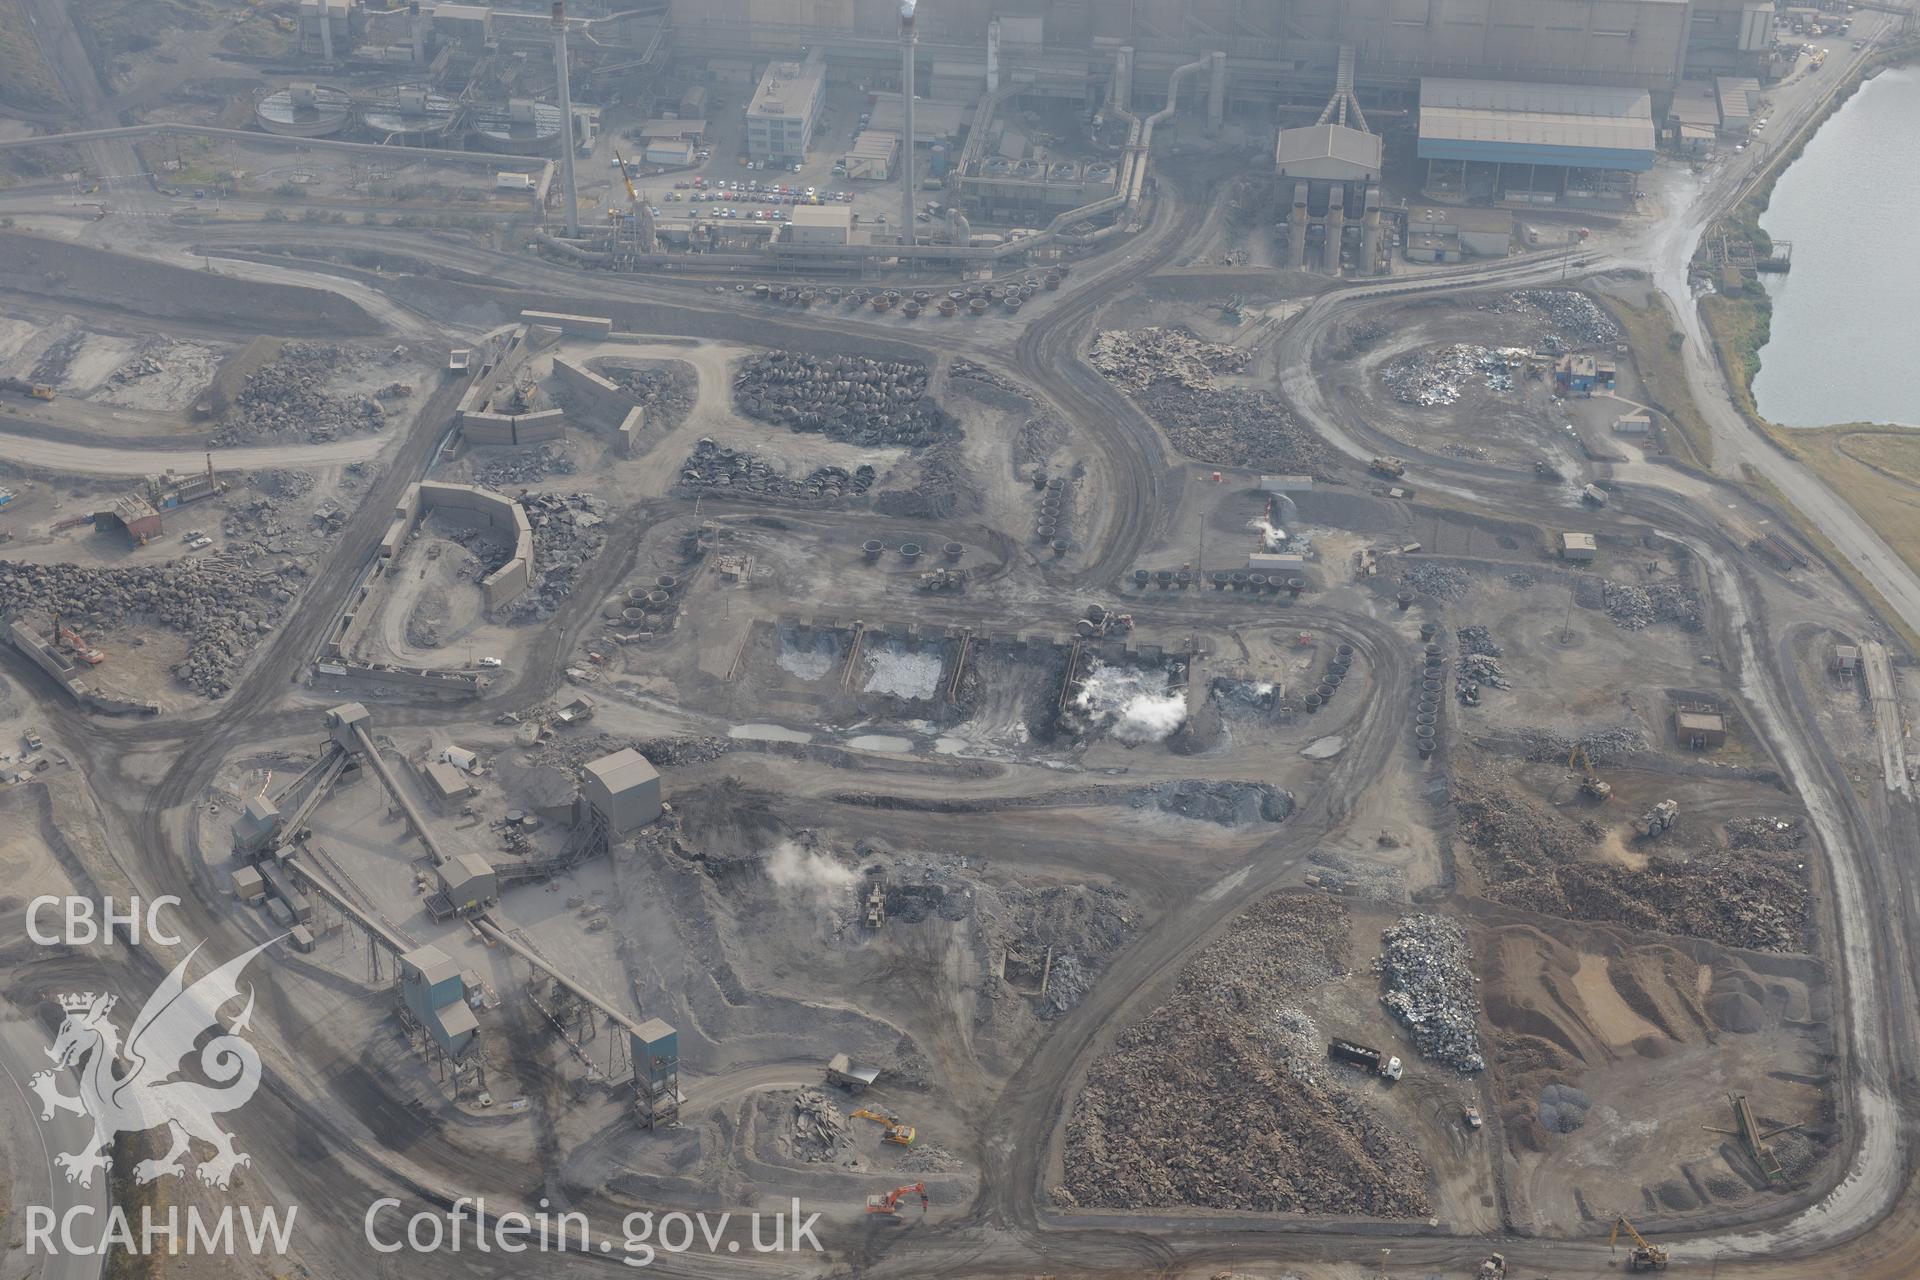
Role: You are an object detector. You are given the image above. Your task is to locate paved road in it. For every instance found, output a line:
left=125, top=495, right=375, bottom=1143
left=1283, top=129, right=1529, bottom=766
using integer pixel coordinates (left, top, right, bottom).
left=0, top=1012, right=107, bottom=1280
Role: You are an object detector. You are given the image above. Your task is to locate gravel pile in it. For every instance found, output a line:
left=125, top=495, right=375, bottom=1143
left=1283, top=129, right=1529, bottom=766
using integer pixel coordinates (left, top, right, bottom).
left=1456, top=625, right=1501, bottom=657
left=248, top=468, right=315, bottom=500
left=1381, top=344, right=1526, bottom=406
left=1137, top=779, right=1294, bottom=825
left=734, top=352, right=954, bottom=448
left=499, top=493, right=609, bottom=623
left=1376, top=914, right=1485, bottom=1073
left=1501, top=290, right=1621, bottom=351
left=677, top=438, right=875, bottom=503
left=476, top=445, right=575, bottom=487
left=1517, top=726, right=1646, bottom=764
left=1062, top=894, right=1433, bottom=1217
left=1603, top=582, right=1703, bottom=631
left=1401, top=563, right=1469, bottom=600
left=0, top=557, right=299, bottom=698
left=213, top=342, right=379, bottom=445
left=1307, top=848, right=1406, bottom=902
left=1090, top=327, right=1250, bottom=392
left=1134, top=384, right=1333, bottom=472
left=632, top=736, right=733, bottom=767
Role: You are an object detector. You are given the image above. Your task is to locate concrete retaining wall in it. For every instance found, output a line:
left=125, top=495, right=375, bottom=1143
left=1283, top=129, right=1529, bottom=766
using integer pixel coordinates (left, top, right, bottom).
left=552, top=357, right=632, bottom=427
left=312, top=658, right=488, bottom=699
left=384, top=482, right=535, bottom=613
left=519, top=309, right=613, bottom=337
left=618, top=405, right=646, bottom=456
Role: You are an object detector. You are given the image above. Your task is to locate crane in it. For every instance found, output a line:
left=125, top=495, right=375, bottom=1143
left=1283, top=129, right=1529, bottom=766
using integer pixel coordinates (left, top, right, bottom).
left=850, top=1108, right=916, bottom=1146
left=612, top=149, right=638, bottom=214
left=864, top=1181, right=927, bottom=1216
left=1568, top=742, right=1611, bottom=800
left=1609, top=1215, right=1670, bottom=1271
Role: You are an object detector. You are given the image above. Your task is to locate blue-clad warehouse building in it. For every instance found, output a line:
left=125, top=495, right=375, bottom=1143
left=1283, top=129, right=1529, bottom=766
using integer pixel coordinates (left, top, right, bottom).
left=1418, top=78, right=1655, bottom=208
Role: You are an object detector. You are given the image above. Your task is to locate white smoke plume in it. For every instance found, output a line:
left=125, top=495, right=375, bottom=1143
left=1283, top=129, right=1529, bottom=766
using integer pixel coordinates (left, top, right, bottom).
left=764, top=840, right=860, bottom=903
left=1070, top=661, right=1187, bottom=744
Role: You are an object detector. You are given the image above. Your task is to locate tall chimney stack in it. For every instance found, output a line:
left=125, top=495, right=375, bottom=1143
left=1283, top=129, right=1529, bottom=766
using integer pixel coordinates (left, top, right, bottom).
left=900, top=2, right=917, bottom=257
left=552, top=1, right=578, bottom=236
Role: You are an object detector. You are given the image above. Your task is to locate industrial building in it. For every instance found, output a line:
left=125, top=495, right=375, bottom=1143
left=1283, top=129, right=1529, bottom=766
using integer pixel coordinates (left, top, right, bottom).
left=1404, top=204, right=1514, bottom=262
left=1417, top=78, right=1655, bottom=207
left=747, top=52, right=827, bottom=166
left=583, top=747, right=662, bottom=834
left=843, top=129, right=900, bottom=180
left=783, top=204, right=862, bottom=247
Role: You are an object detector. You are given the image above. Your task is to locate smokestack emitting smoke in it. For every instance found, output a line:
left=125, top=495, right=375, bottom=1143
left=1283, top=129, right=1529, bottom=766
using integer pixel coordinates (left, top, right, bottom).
left=764, top=841, right=860, bottom=906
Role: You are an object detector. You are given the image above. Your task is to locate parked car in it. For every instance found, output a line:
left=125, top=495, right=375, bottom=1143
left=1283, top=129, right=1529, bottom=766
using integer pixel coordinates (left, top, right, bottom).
left=477, top=656, right=502, bottom=668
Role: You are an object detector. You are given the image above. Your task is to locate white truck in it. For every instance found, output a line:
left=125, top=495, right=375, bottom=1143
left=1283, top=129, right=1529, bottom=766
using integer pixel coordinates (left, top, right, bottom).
left=495, top=172, right=535, bottom=192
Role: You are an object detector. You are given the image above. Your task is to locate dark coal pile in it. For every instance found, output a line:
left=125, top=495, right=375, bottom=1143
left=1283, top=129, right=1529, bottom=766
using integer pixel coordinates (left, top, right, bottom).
left=733, top=352, right=955, bottom=448
left=632, top=736, right=732, bottom=767
left=1453, top=766, right=1810, bottom=951
left=1136, top=779, right=1294, bottom=825
left=213, top=342, right=378, bottom=445
left=1062, top=895, right=1432, bottom=1217
left=476, top=445, right=575, bottom=488
left=872, top=444, right=973, bottom=521
left=1538, top=1082, right=1592, bottom=1133
left=1133, top=384, right=1333, bottom=472
left=676, top=438, right=874, bottom=503
left=600, top=361, right=694, bottom=431
left=1401, top=563, right=1469, bottom=600
left=0, top=557, right=300, bottom=698
left=500, top=493, right=609, bottom=623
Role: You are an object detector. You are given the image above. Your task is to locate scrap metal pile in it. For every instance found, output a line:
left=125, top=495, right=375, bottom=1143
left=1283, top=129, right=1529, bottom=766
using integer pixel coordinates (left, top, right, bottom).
left=212, top=342, right=383, bottom=445
left=1381, top=344, right=1527, bottom=406
left=733, top=352, right=955, bottom=448
left=1375, top=914, right=1486, bottom=1073
left=601, top=362, right=695, bottom=432
left=500, top=493, right=609, bottom=623
left=1452, top=765, right=1809, bottom=951
left=1089, top=327, right=1250, bottom=392
left=1498, top=289, right=1621, bottom=352
left=476, top=445, right=575, bottom=487
left=677, top=439, right=875, bottom=503
left=1060, top=894, right=1432, bottom=1217
left=0, top=557, right=300, bottom=698
left=1603, top=582, right=1704, bottom=631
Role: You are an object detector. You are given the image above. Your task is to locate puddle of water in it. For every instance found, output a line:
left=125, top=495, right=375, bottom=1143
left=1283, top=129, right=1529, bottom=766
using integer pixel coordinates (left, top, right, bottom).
left=844, top=734, right=913, bottom=753
left=728, top=723, right=813, bottom=743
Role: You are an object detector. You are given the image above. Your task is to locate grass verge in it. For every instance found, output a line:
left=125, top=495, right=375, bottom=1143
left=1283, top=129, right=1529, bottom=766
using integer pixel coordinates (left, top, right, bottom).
left=1608, top=294, right=1714, bottom=469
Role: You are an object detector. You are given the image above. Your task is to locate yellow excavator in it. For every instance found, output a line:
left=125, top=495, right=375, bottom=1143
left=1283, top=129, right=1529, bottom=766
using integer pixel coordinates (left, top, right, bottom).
left=1610, top=1215, right=1670, bottom=1271
left=1569, top=742, right=1612, bottom=800
left=851, top=1108, right=916, bottom=1146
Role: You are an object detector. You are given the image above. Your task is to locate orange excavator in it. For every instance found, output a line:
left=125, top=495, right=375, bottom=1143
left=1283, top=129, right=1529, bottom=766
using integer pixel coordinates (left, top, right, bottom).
left=864, top=1181, right=928, bottom=1216
left=51, top=612, right=104, bottom=665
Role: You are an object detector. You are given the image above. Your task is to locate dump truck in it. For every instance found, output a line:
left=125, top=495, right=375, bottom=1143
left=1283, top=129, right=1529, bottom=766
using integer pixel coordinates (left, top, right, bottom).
left=0, top=376, right=55, bottom=401
left=1369, top=456, right=1407, bottom=479
left=825, top=1053, right=881, bottom=1094
left=447, top=349, right=472, bottom=375
left=1328, top=1038, right=1403, bottom=1080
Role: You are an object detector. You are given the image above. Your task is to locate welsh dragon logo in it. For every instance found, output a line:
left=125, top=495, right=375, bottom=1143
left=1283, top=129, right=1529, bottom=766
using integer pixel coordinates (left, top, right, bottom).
left=30, top=938, right=277, bottom=1190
